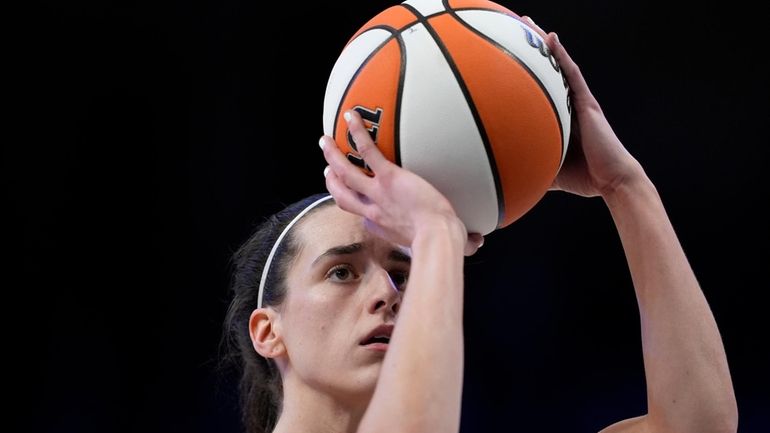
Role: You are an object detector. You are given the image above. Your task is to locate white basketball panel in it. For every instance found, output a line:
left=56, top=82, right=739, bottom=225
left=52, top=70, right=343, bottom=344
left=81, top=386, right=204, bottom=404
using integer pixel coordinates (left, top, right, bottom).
left=399, top=22, right=500, bottom=235
left=403, top=0, right=447, bottom=16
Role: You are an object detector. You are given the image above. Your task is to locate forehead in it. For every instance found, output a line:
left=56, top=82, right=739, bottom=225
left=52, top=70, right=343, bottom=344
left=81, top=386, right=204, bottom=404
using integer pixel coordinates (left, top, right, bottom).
left=292, top=205, right=401, bottom=259
left=294, top=205, right=367, bottom=251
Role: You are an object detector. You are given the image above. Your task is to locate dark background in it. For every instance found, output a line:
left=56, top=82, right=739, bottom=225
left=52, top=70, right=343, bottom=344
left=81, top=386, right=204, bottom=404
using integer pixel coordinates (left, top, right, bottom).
left=9, top=0, right=768, bottom=432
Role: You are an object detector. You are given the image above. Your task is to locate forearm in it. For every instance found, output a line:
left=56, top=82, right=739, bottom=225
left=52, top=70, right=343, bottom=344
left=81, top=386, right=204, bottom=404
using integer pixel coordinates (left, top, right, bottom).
left=604, top=176, right=737, bottom=433
left=359, top=221, right=466, bottom=433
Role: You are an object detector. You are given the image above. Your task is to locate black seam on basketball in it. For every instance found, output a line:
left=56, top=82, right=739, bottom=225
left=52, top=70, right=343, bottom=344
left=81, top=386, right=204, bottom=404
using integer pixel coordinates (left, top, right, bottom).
left=402, top=2, right=506, bottom=227
left=423, top=10, right=449, bottom=19
left=451, top=7, right=517, bottom=18
left=446, top=7, right=566, bottom=162
left=442, top=0, right=518, bottom=19
left=394, top=33, right=406, bottom=167
left=332, top=25, right=398, bottom=140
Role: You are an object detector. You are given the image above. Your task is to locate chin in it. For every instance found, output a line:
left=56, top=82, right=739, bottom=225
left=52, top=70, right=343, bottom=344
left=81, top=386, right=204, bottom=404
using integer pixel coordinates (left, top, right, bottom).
left=337, top=364, right=381, bottom=403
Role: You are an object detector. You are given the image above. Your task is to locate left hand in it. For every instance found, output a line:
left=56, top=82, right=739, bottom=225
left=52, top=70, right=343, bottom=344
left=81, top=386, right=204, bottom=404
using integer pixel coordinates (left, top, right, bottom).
left=522, top=16, right=647, bottom=198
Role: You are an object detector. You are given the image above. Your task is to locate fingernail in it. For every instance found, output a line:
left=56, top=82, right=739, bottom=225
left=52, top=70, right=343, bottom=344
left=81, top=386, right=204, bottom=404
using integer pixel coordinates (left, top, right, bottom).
left=553, top=32, right=560, bottom=44
left=323, top=166, right=330, bottom=177
left=524, top=16, right=535, bottom=26
left=318, top=136, right=326, bottom=149
left=343, top=111, right=352, bottom=122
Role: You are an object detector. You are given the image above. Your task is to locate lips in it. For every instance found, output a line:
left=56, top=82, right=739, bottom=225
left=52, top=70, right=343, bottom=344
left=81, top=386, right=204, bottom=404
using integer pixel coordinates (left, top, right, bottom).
left=359, top=324, right=394, bottom=348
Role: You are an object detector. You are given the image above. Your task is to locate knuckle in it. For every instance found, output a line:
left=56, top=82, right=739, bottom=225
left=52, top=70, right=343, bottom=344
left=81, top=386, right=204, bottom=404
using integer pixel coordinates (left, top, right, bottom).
left=337, top=199, right=354, bottom=213
left=355, top=131, right=373, bottom=148
left=364, top=206, right=381, bottom=222
left=358, top=145, right=373, bottom=160
left=326, top=177, right=340, bottom=196
left=335, top=168, right=350, bottom=184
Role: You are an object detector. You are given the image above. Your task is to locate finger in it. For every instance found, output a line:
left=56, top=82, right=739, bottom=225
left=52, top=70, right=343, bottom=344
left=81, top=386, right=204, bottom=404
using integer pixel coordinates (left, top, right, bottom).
left=344, top=110, right=391, bottom=174
left=519, top=17, right=593, bottom=105
left=545, top=32, right=594, bottom=104
left=547, top=183, right=566, bottom=192
left=521, top=15, right=547, bottom=40
left=520, top=17, right=587, bottom=99
left=464, top=233, right=484, bottom=256
left=320, top=135, right=375, bottom=195
left=324, top=165, right=372, bottom=218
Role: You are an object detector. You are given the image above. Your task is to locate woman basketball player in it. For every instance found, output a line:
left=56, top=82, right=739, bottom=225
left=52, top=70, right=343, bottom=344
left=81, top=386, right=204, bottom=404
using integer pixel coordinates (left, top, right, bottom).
left=222, top=18, right=738, bottom=433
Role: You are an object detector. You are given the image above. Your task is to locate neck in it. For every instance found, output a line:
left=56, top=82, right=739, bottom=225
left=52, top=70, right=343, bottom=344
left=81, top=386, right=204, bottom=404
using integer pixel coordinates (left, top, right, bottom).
left=272, top=372, right=368, bottom=433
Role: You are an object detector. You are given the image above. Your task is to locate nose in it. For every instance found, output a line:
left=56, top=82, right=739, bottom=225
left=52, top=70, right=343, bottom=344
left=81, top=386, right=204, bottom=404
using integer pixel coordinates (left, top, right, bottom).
left=367, top=269, right=401, bottom=315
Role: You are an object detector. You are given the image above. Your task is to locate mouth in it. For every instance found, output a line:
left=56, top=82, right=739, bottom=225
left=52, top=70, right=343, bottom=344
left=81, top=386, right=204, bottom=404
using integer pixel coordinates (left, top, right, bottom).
left=359, top=324, right=394, bottom=352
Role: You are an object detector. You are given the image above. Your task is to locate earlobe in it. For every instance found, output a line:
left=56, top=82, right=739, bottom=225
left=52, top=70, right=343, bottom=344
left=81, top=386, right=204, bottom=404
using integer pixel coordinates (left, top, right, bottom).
left=248, top=308, right=285, bottom=359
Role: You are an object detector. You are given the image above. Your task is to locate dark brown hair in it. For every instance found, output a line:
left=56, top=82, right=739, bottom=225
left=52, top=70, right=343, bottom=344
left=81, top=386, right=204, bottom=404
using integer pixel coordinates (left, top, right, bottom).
left=222, top=193, right=334, bottom=433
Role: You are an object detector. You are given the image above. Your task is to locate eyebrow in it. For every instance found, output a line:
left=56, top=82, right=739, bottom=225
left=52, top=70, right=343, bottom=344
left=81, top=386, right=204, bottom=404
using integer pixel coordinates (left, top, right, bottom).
left=311, top=242, right=412, bottom=266
left=388, top=249, right=411, bottom=264
left=312, top=243, right=364, bottom=266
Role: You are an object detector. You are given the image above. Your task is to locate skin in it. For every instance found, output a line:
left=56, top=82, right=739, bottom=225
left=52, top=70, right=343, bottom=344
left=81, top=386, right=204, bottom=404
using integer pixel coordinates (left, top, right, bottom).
left=521, top=18, right=739, bottom=433
left=251, top=16, right=738, bottom=433
left=249, top=206, right=415, bottom=433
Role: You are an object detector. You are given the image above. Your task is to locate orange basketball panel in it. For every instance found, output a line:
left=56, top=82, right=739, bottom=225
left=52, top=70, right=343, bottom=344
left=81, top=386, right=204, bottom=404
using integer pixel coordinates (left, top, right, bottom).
left=446, top=0, right=518, bottom=17
left=429, top=13, right=562, bottom=227
left=334, top=37, right=403, bottom=170
left=348, top=6, right=418, bottom=44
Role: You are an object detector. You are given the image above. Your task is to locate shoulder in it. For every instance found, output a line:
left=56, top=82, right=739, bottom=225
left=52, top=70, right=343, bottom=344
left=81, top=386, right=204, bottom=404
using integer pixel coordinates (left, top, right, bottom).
left=598, top=415, right=650, bottom=433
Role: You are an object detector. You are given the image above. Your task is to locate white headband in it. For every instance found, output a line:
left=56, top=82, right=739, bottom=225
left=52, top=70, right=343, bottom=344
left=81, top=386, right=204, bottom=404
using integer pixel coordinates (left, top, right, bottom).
left=257, top=195, right=334, bottom=308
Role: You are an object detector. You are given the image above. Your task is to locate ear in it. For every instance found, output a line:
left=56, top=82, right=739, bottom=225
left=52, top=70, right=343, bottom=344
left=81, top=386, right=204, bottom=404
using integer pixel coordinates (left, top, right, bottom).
left=248, top=307, right=286, bottom=359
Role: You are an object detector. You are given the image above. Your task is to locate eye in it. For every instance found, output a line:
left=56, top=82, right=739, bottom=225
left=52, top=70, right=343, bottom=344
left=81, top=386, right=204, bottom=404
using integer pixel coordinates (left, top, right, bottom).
left=326, top=264, right=359, bottom=283
left=388, top=270, right=409, bottom=291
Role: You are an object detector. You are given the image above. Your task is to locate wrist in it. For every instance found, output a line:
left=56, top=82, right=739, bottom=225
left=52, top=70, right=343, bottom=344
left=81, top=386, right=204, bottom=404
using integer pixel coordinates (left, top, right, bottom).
left=602, top=170, right=658, bottom=210
left=412, top=216, right=467, bottom=253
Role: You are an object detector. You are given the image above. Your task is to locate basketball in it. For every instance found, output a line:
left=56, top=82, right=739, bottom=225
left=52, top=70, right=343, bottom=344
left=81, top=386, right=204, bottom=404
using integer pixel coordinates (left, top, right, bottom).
left=322, top=0, right=571, bottom=235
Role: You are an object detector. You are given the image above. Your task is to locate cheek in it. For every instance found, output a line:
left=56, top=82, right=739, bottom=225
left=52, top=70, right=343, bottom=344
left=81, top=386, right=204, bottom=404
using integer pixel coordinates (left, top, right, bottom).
left=284, top=287, right=357, bottom=352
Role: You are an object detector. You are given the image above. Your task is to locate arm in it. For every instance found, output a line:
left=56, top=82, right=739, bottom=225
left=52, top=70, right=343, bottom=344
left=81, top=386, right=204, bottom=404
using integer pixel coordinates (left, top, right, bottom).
left=522, top=17, right=738, bottom=433
left=600, top=171, right=738, bottom=433
left=320, top=112, right=482, bottom=433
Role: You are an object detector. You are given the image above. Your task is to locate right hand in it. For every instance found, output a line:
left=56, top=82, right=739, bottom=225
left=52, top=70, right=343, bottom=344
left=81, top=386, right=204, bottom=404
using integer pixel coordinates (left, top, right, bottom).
left=320, top=110, right=484, bottom=256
